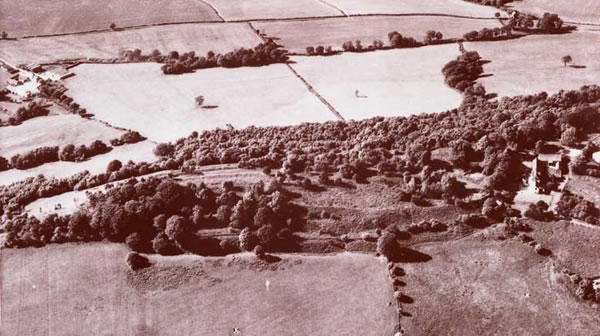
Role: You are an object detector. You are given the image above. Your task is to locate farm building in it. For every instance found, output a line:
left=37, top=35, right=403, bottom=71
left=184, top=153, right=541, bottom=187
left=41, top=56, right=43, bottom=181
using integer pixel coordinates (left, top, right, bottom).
left=532, top=157, right=566, bottom=194
left=39, top=66, right=74, bottom=81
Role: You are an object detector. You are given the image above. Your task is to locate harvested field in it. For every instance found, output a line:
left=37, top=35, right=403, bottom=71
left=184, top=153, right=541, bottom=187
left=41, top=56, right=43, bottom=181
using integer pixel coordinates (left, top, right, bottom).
left=65, top=63, right=336, bottom=143
left=466, top=31, right=600, bottom=97
left=0, top=23, right=263, bottom=66
left=0, top=114, right=123, bottom=158
left=400, top=233, right=600, bottom=335
left=257, top=16, right=501, bottom=53
left=0, top=0, right=222, bottom=37
left=510, top=0, right=600, bottom=24
left=204, top=0, right=342, bottom=20
left=290, top=44, right=463, bottom=120
left=321, top=0, right=499, bottom=17
left=526, top=219, right=600, bottom=277
left=0, top=243, right=397, bottom=336
left=0, top=140, right=156, bottom=186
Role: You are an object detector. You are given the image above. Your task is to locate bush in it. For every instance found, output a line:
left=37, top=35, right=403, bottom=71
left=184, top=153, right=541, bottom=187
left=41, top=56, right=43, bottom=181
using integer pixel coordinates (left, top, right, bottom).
left=126, top=252, right=150, bottom=270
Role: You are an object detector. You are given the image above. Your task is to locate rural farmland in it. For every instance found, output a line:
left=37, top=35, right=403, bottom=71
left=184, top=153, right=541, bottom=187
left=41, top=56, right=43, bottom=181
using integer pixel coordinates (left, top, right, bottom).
left=290, top=43, right=464, bottom=120
left=510, top=0, right=600, bottom=25
left=0, top=23, right=264, bottom=66
left=319, top=0, right=500, bottom=17
left=466, top=32, right=600, bottom=97
left=0, top=244, right=397, bottom=336
left=0, top=114, right=123, bottom=158
left=1, top=1, right=600, bottom=335
left=64, top=63, right=336, bottom=143
left=0, top=0, right=222, bottom=37
left=256, top=16, right=502, bottom=53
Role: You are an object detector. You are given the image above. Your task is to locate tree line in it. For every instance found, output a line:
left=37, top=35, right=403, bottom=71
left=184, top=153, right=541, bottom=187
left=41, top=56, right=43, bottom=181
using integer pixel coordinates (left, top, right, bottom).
left=161, top=39, right=289, bottom=75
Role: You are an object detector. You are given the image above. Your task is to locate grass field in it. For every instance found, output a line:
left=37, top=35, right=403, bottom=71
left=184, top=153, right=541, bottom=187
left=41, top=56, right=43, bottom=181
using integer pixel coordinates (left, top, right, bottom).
left=321, top=0, right=499, bottom=17
left=465, top=31, right=600, bottom=97
left=0, top=23, right=263, bottom=66
left=290, top=44, right=463, bottom=120
left=65, top=63, right=336, bottom=143
left=0, top=0, right=222, bottom=37
left=510, top=0, right=600, bottom=24
left=0, top=114, right=124, bottom=158
left=0, top=244, right=397, bottom=336
left=0, top=140, right=156, bottom=186
left=526, top=219, right=600, bottom=277
left=257, top=16, right=501, bottom=53
left=400, top=233, right=600, bottom=335
left=205, top=0, right=342, bottom=20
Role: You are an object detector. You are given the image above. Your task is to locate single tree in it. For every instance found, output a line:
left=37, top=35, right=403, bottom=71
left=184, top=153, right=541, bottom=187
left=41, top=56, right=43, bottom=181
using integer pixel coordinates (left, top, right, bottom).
left=561, top=55, right=572, bottom=67
left=1, top=31, right=7, bottom=39
left=109, top=23, right=117, bottom=31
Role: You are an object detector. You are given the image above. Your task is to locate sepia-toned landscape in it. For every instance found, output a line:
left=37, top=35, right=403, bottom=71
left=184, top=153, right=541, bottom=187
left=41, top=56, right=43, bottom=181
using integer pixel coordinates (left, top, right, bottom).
left=1, top=1, right=599, bottom=335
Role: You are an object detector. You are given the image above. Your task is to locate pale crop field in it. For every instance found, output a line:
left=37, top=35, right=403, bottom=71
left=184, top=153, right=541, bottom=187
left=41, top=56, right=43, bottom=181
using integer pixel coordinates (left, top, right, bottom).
left=0, top=23, right=264, bottom=66
left=0, top=244, right=397, bottom=336
left=257, top=16, right=501, bottom=53
left=289, top=44, right=464, bottom=121
left=204, top=0, right=342, bottom=20
left=510, top=0, right=600, bottom=24
left=0, top=114, right=123, bottom=158
left=400, top=234, right=600, bottom=335
left=0, top=140, right=156, bottom=186
left=321, top=0, right=499, bottom=17
left=0, top=0, right=222, bottom=37
left=466, top=31, right=600, bottom=97
left=65, top=63, right=336, bottom=143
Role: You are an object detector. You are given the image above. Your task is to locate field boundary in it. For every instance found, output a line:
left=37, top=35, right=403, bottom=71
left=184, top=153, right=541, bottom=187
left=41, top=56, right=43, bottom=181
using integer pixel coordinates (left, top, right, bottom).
left=14, top=13, right=500, bottom=40
left=285, top=63, right=346, bottom=121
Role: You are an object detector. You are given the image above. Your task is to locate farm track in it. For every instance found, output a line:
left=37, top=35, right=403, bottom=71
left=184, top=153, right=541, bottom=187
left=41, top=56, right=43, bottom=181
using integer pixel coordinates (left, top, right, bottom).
left=195, top=0, right=227, bottom=22
left=315, top=0, right=348, bottom=17
left=17, top=13, right=500, bottom=40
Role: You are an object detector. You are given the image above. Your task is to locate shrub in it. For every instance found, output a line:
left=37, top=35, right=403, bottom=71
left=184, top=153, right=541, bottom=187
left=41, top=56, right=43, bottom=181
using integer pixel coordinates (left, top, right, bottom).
left=126, top=252, right=150, bottom=270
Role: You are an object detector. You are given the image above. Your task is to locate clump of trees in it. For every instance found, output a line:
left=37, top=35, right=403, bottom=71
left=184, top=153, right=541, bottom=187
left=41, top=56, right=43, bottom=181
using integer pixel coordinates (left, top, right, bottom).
left=441, top=50, right=484, bottom=92
left=110, top=130, right=146, bottom=146
left=305, top=45, right=334, bottom=56
left=463, top=26, right=513, bottom=41
left=388, top=32, right=421, bottom=48
left=524, top=200, right=555, bottom=221
left=161, top=39, right=289, bottom=75
left=424, top=30, right=443, bottom=44
left=555, top=190, right=599, bottom=225
left=2, top=102, right=50, bottom=126
left=463, top=0, right=513, bottom=7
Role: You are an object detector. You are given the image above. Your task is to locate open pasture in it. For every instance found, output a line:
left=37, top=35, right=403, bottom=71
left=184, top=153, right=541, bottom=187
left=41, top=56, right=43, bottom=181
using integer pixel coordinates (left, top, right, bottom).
left=257, top=16, right=501, bottom=53
left=400, top=234, right=600, bottom=335
left=64, top=63, right=336, bottom=143
left=204, top=0, right=342, bottom=21
left=465, top=31, right=600, bottom=97
left=0, top=114, right=123, bottom=158
left=290, top=44, right=463, bottom=120
left=0, top=140, right=156, bottom=186
left=526, top=219, right=600, bottom=277
left=320, top=0, right=499, bottom=17
left=0, top=0, right=222, bottom=37
left=510, top=0, right=600, bottom=25
left=0, top=23, right=263, bottom=66
left=0, top=244, right=397, bottom=336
